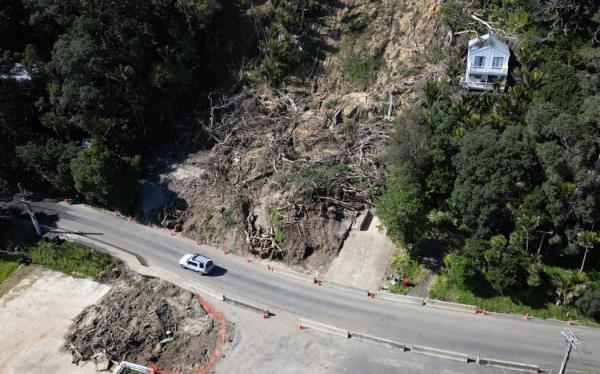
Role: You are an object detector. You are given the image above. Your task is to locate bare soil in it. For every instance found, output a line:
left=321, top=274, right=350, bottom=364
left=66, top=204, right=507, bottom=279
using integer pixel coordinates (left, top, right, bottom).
left=66, top=268, right=222, bottom=373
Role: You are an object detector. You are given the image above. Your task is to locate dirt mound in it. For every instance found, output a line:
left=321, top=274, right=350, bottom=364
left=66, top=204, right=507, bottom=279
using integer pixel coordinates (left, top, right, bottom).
left=66, top=270, right=222, bottom=373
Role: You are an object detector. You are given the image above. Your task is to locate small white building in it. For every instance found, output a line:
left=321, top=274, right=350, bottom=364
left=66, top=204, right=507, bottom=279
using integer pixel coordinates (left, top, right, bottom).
left=0, top=63, right=34, bottom=90
left=461, top=34, right=510, bottom=91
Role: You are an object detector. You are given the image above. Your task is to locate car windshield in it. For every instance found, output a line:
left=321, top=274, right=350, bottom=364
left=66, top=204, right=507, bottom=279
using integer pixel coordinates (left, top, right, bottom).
left=205, top=260, right=213, bottom=268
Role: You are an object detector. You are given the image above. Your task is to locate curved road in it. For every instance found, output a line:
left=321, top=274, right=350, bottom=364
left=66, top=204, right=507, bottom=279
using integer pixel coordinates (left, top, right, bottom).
left=27, top=201, right=600, bottom=373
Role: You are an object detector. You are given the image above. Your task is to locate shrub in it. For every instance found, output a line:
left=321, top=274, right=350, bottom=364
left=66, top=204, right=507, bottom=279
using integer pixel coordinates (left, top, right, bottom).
left=484, top=247, right=529, bottom=294
left=341, top=54, right=380, bottom=91
left=267, top=206, right=285, bottom=245
left=575, top=289, right=600, bottom=321
left=446, top=253, right=479, bottom=290
left=0, top=261, right=19, bottom=285
left=29, top=240, right=118, bottom=278
left=376, top=165, right=427, bottom=246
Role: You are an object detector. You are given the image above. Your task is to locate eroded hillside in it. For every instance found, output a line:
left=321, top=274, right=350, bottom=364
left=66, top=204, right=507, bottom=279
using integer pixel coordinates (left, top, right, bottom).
left=150, top=0, right=446, bottom=272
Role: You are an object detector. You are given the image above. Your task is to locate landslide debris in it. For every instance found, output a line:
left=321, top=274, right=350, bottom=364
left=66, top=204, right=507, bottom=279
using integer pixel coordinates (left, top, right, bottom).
left=66, top=268, right=225, bottom=373
left=147, top=0, right=446, bottom=274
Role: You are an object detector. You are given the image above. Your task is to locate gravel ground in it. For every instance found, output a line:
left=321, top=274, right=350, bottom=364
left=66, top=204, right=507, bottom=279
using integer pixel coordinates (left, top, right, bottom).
left=0, top=267, right=110, bottom=374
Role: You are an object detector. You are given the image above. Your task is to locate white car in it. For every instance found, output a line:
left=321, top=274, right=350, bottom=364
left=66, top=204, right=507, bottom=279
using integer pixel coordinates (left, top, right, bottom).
left=179, top=254, right=214, bottom=275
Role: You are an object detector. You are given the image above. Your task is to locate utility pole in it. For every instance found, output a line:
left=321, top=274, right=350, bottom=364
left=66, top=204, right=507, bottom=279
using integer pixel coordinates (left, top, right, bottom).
left=559, top=328, right=580, bottom=374
left=17, top=183, right=42, bottom=236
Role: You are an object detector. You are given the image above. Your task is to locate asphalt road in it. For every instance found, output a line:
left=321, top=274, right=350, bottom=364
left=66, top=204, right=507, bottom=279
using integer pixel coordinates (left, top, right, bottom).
left=22, top=201, right=600, bottom=373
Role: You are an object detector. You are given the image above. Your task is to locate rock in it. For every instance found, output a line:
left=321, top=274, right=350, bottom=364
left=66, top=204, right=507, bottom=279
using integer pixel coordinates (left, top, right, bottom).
left=95, top=358, right=110, bottom=372
left=343, top=105, right=358, bottom=121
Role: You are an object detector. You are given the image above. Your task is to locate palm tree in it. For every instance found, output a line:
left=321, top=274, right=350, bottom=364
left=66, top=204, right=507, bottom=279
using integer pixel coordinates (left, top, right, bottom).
left=556, top=271, right=587, bottom=305
left=577, top=231, right=598, bottom=272
left=513, top=67, right=544, bottom=97
left=517, top=213, right=540, bottom=254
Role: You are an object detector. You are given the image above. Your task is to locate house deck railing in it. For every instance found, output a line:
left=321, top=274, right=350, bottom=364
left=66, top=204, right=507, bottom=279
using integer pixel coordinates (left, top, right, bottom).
left=468, top=65, right=508, bottom=74
left=460, top=80, right=505, bottom=91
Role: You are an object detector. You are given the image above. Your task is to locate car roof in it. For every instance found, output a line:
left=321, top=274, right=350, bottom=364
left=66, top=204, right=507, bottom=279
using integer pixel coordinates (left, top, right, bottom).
left=190, top=254, right=212, bottom=264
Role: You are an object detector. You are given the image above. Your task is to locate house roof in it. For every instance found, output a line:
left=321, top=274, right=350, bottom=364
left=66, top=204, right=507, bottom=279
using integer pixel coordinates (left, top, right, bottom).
left=468, top=33, right=509, bottom=55
left=0, top=63, right=32, bottom=81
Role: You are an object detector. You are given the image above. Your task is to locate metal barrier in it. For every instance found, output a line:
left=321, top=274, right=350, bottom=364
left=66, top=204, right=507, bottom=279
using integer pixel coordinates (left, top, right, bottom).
left=299, top=318, right=350, bottom=338
left=478, top=357, right=539, bottom=373
left=411, top=344, right=469, bottom=362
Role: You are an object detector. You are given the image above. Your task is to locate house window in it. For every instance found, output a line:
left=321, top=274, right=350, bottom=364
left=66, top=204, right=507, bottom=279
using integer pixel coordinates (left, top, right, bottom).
left=474, top=56, right=485, bottom=67
left=492, top=57, right=504, bottom=68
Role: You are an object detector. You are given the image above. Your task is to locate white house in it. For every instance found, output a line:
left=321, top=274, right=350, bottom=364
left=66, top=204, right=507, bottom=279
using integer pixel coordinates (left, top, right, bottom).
left=0, top=63, right=34, bottom=90
left=461, top=33, right=510, bottom=91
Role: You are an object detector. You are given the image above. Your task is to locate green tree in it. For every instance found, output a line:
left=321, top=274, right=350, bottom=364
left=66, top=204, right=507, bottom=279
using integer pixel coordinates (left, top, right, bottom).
left=16, top=139, right=79, bottom=195
left=377, top=165, right=427, bottom=246
left=575, top=289, right=600, bottom=321
left=451, top=126, right=539, bottom=237
left=446, top=238, right=487, bottom=291
left=484, top=245, right=528, bottom=295
left=577, top=231, right=598, bottom=272
left=70, top=141, right=138, bottom=212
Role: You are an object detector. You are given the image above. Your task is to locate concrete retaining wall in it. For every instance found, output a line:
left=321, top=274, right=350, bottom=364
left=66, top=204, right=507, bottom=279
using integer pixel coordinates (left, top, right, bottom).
left=351, top=331, right=405, bottom=350
left=299, top=318, right=350, bottom=338
left=478, top=357, right=539, bottom=373
left=424, top=299, right=478, bottom=313
left=376, top=292, right=425, bottom=305
left=411, top=345, right=469, bottom=363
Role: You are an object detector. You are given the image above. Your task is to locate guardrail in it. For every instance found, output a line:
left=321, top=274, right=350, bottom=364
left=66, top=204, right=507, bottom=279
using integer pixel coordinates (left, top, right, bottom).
left=299, top=318, right=350, bottom=338
left=350, top=331, right=405, bottom=350
left=376, top=292, right=425, bottom=305
left=423, top=299, right=478, bottom=313
left=187, top=282, right=224, bottom=302
left=321, top=280, right=367, bottom=295
left=411, top=345, right=469, bottom=363
left=223, top=295, right=270, bottom=318
left=478, top=357, right=539, bottom=373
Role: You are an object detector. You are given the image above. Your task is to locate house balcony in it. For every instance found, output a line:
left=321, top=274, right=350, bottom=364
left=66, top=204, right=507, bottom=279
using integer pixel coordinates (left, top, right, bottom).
left=460, top=79, right=506, bottom=91
left=468, top=65, right=508, bottom=75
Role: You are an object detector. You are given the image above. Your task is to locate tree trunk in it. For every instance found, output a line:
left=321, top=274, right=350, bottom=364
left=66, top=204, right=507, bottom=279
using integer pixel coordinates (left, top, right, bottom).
left=536, top=231, right=546, bottom=256
left=580, top=248, right=589, bottom=273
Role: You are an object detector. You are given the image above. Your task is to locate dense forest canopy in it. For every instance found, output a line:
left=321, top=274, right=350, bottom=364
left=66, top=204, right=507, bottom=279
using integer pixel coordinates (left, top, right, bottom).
left=378, top=0, right=600, bottom=319
left=0, top=0, right=324, bottom=209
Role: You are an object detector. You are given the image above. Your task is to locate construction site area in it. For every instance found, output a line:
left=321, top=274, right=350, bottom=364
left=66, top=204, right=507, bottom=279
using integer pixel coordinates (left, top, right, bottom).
left=0, top=263, right=227, bottom=374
